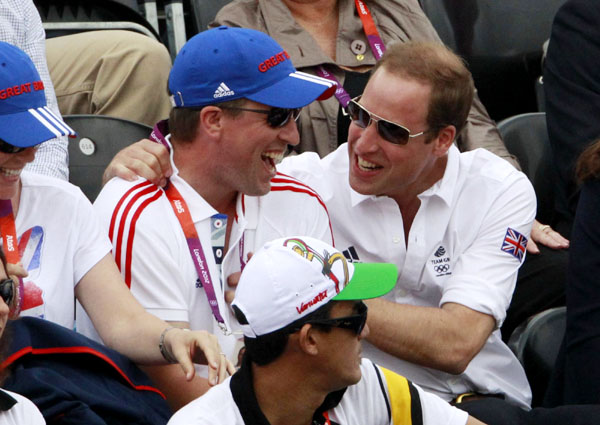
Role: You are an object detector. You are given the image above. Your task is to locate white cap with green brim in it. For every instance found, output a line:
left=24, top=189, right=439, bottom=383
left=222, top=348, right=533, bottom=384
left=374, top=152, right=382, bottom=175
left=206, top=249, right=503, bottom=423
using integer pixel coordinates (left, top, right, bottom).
left=232, top=236, right=398, bottom=338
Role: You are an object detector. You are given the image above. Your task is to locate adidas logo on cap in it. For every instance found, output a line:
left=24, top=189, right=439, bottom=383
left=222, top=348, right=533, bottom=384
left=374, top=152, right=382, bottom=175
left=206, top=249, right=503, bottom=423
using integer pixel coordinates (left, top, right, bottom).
left=213, top=82, right=235, bottom=99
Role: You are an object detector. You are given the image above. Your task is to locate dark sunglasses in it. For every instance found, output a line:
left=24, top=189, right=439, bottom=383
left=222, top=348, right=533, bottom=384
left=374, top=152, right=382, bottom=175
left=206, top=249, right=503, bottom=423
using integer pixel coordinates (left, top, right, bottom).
left=219, top=106, right=301, bottom=128
left=0, top=138, right=35, bottom=154
left=0, top=278, right=15, bottom=306
left=306, top=301, right=368, bottom=335
left=345, top=96, right=431, bottom=145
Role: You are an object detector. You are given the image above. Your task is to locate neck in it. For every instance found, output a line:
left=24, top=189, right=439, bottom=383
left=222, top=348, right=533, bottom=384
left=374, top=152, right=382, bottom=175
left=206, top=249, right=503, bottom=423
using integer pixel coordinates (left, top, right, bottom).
left=391, top=155, right=448, bottom=243
left=173, top=146, right=237, bottom=216
left=283, top=0, right=339, bottom=59
left=252, top=361, right=328, bottom=425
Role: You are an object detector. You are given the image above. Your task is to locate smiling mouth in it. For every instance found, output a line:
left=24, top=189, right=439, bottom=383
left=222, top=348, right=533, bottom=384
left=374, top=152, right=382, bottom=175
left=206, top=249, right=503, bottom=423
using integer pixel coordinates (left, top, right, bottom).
left=357, top=156, right=382, bottom=171
left=261, top=151, right=284, bottom=171
left=0, top=168, right=22, bottom=177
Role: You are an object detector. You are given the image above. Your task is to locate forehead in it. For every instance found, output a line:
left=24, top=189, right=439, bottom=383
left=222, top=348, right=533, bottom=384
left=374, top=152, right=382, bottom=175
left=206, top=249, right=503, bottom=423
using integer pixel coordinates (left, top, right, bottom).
left=361, top=68, right=432, bottom=125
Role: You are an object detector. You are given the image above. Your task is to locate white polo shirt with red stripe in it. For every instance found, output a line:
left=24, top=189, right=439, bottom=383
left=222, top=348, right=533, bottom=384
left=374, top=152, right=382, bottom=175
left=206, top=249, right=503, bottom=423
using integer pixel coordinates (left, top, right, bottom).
left=76, top=143, right=333, bottom=377
left=278, top=143, right=535, bottom=408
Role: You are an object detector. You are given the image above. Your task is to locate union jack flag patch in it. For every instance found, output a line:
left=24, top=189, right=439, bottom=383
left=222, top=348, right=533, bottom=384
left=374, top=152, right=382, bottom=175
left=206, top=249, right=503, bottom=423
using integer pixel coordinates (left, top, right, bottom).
left=501, top=228, right=528, bottom=262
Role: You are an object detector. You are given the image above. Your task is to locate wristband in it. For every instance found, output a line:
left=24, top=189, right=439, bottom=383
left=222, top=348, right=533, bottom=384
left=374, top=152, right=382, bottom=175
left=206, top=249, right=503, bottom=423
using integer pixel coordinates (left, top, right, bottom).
left=159, top=327, right=179, bottom=364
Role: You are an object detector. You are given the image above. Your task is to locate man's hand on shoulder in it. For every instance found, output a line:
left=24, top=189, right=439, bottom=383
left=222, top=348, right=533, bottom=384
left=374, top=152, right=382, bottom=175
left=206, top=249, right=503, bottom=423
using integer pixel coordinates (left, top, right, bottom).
left=103, top=139, right=172, bottom=187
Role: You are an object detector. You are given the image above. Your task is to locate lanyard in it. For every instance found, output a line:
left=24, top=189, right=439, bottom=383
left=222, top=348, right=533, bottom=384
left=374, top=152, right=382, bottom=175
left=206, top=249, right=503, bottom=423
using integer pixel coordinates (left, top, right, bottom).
left=0, top=199, right=20, bottom=264
left=315, top=0, right=386, bottom=108
left=0, top=199, right=25, bottom=316
left=150, top=121, right=229, bottom=333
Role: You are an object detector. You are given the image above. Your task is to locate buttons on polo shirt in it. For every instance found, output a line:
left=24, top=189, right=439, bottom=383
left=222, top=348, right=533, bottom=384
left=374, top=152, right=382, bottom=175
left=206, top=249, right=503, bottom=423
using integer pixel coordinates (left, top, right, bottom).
left=351, top=40, right=366, bottom=55
left=392, top=236, right=401, bottom=244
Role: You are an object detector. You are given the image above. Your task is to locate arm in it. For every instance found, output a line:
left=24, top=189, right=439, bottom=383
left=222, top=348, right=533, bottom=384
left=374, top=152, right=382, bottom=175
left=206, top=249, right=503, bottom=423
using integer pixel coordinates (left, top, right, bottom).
left=139, top=321, right=214, bottom=412
left=367, top=172, right=536, bottom=374
left=75, top=254, right=234, bottom=383
left=366, top=300, right=494, bottom=374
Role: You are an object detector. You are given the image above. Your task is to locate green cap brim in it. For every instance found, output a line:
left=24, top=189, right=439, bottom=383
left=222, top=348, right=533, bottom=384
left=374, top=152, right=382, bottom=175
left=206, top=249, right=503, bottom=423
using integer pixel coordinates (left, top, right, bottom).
left=333, top=263, right=398, bottom=300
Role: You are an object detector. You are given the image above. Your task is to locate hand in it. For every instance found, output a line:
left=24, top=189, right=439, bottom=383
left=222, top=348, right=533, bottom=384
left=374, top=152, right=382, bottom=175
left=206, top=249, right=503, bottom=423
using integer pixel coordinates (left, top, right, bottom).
left=527, top=219, right=570, bottom=254
left=225, top=253, right=253, bottom=304
left=103, top=139, right=172, bottom=187
left=165, top=328, right=236, bottom=384
left=6, top=263, right=27, bottom=318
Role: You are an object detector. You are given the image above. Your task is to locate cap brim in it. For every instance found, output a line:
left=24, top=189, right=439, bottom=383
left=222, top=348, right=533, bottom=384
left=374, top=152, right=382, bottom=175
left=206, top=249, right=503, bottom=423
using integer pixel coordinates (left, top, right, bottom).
left=333, top=263, right=398, bottom=300
left=0, top=106, right=76, bottom=147
left=246, top=71, right=336, bottom=109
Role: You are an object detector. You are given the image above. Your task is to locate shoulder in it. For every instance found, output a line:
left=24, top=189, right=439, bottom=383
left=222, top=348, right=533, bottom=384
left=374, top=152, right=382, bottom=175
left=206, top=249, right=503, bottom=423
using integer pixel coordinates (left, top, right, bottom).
left=267, top=172, right=327, bottom=208
left=211, top=0, right=264, bottom=30
left=21, top=171, right=89, bottom=206
left=94, top=177, right=165, bottom=219
left=279, top=145, right=349, bottom=200
left=459, top=148, right=533, bottom=191
left=168, top=379, right=240, bottom=425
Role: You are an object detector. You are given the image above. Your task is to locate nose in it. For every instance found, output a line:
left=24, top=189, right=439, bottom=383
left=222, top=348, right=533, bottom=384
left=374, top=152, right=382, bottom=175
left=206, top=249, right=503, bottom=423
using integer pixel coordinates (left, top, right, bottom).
left=15, top=146, right=37, bottom=164
left=350, top=119, right=380, bottom=155
left=278, top=114, right=300, bottom=147
left=358, top=322, right=370, bottom=340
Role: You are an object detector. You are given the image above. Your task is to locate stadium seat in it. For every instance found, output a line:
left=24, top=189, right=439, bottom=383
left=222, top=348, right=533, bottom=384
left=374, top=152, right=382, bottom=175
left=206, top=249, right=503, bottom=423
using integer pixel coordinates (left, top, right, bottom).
left=64, top=115, right=152, bottom=201
left=34, top=0, right=160, bottom=40
left=497, top=112, right=555, bottom=223
left=419, top=0, right=566, bottom=120
left=508, top=307, right=566, bottom=406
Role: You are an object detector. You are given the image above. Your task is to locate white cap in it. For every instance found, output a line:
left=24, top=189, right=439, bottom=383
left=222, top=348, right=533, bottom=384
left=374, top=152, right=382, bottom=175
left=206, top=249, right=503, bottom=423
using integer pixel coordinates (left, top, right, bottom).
left=232, top=236, right=398, bottom=338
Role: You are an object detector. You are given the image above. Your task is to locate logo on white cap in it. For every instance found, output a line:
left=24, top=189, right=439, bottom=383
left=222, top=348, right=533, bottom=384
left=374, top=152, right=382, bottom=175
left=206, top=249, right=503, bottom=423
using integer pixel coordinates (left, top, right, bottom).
left=213, top=82, right=235, bottom=99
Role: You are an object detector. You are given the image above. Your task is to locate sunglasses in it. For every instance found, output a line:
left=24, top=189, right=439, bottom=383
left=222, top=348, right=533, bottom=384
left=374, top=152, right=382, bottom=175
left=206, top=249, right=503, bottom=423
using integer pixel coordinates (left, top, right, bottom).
left=306, top=301, right=368, bottom=335
left=0, top=138, right=36, bottom=154
left=219, top=106, right=301, bottom=128
left=0, top=278, right=14, bottom=306
left=345, top=96, right=431, bottom=145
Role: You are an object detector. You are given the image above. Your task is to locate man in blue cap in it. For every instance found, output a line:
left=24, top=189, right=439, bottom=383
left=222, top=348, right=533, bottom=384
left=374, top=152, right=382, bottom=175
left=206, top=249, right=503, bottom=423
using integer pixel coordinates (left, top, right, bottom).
left=77, top=26, right=337, bottom=411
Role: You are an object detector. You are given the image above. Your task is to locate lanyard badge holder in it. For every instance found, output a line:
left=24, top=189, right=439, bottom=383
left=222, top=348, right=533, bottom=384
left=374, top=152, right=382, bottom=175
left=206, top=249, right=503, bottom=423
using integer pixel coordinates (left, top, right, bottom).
left=150, top=121, right=233, bottom=336
left=316, top=0, right=386, bottom=109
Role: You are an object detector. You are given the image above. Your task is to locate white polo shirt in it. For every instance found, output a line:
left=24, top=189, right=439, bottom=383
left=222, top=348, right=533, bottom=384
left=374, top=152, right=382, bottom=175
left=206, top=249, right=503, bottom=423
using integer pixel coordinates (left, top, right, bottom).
left=0, top=389, right=45, bottom=425
left=168, top=358, right=469, bottom=425
left=77, top=138, right=333, bottom=376
left=279, top=144, right=535, bottom=408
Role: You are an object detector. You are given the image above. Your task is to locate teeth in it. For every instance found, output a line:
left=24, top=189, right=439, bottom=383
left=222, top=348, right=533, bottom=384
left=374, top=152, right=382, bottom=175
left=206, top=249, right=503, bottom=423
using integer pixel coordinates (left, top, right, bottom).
left=262, top=151, right=284, bottom=165
left=357, top=157, right=380, bottom=170
left=0, top=168, right=22, bottom=177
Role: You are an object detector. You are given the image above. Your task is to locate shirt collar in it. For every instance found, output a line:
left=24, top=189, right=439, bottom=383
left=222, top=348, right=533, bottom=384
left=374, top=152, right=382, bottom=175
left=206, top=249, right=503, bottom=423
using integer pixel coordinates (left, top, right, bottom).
left=230, top=354, right=347, bottom=425
left=0, top=389, right=17, bottom=411
left=417, top=144, right=459, bottom=207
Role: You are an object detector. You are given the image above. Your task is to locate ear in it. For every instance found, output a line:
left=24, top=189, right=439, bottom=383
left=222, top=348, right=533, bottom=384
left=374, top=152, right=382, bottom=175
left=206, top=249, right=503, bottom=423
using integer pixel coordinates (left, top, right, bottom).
left=296, top=323, right=320, bottom=356
left=199, top=106, right=226, bottom=139
left=432, top=125, right=456, bottom=157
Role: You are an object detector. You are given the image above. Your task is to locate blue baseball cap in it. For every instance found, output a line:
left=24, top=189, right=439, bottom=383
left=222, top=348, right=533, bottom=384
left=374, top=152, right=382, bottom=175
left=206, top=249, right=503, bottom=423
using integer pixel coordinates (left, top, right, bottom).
left=168, top=26, right=336, bottom=109
left=0, top=42, right=75, bottom=148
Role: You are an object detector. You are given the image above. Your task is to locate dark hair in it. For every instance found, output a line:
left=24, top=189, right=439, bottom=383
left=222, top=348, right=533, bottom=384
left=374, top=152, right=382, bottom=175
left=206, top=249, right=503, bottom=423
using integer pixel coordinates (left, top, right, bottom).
left=168, top=98, right=247, bottom=144
left=576, top=139, right=600, bottom=183
left=234, top=302, right=336, bottom=366
left=372, top=41, right=475, bottom=141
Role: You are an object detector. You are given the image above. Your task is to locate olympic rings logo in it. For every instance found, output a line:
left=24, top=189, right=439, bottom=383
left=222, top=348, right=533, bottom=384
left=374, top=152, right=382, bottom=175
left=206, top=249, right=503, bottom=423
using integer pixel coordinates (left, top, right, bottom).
left=434, top=264, right=450, bottom=273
